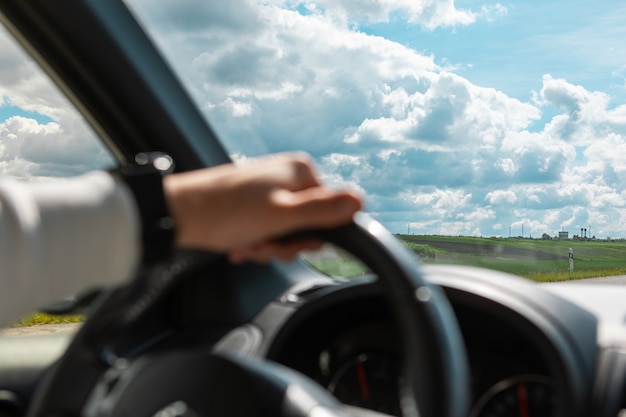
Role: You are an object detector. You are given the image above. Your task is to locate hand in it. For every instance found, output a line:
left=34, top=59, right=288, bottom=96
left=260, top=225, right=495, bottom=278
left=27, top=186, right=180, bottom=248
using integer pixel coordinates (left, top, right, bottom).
left=163, top=153, right=362, bottom=263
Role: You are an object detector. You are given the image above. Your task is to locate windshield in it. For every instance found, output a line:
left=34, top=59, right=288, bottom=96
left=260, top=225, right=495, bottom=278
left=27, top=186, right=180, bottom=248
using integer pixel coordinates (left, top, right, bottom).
left=127, top=1, right=626, bottom=280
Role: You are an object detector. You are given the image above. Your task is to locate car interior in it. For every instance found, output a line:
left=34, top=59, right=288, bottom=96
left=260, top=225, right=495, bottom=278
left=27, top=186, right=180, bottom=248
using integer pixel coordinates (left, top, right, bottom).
left=1, top=1, right=626, bottom=417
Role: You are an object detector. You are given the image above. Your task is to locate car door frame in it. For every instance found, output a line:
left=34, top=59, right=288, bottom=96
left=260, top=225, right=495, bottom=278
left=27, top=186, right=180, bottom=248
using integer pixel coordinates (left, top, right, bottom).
left=0, top=0, right=229, bottom=171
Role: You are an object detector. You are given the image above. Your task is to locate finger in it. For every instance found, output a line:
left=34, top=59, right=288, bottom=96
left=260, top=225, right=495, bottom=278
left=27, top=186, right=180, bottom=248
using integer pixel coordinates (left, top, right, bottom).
left=228, top=243, right=277, bottom=264
left=273, top=240, right=325, bottom=262
left=246, top=152, right=321, bottom=191
left=284, top=153, right=321, bottom=190
left=270, top=188, right=362, bottom=233
left=229, top=240, right=324, bottom=264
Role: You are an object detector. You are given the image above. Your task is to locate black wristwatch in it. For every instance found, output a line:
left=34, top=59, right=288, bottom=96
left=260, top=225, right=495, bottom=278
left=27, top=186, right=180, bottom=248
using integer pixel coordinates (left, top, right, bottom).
left=120, top=152, right=176, bottom=264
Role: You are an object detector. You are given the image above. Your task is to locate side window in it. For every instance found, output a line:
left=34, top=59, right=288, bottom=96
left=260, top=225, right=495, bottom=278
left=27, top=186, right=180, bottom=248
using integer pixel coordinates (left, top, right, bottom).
left=0, top=25, right=115, bottom=181
left=1, top=25, right=114, bottom=332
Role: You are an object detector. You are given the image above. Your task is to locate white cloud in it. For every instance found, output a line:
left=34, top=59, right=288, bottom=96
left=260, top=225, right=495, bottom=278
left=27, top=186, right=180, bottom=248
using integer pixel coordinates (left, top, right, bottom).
left=0, top=115, right=113, bottom=179
left=540, top=75, right=626, bottom=145
left=410, top=189, right=472, bottom=216
left=0, top=27, right=72, bottom=122
left=457, top=206, right=496, bottom=223
left=4, top=0, right=626, bottom=238
left=485, top=190, right=516, bottom=205
left=275, top=0, right=478, bottom=30
left=0, top=26, right=114, bottom=180
left=479, top=3, right=507, bottom=22
left=132, top=1, right=626, bottom=237
left=219, top=98, right=253, bottom=117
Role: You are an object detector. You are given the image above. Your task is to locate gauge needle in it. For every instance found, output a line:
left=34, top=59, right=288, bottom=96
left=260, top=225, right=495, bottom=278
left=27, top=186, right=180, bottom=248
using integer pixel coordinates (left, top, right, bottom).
left=356, top=359, right=370, bottom=401
left=517, top=383, right=530, bottom=417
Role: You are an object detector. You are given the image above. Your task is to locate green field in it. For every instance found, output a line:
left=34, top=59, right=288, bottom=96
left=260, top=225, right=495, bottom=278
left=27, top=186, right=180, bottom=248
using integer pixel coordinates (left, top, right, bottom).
left=307, top=236, right=626, bottom=283
left=13, top=236, right=626, bottom=328
left=10, top=312, right=84, bottom=328
left=400, top=235, right=626, bottom=282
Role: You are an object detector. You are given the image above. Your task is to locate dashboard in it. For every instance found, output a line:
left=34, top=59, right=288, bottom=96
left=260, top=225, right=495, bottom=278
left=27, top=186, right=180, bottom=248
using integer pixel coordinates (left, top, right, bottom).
left=243, top=264, right=608, bottom=417
left=3, top=262, right=626, bottom=417
left=264, top=289, right=555, bottom=416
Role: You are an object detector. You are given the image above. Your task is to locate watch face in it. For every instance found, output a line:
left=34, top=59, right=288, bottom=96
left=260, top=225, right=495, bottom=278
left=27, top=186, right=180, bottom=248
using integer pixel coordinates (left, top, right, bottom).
left=134, top=152, right=175, bottom=174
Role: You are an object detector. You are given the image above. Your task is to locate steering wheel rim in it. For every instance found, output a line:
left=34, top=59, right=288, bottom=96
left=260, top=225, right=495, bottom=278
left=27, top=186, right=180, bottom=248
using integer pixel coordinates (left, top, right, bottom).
left=296, top=213, right=470, bottom=417
left=26, top=213, right=470, bottom=417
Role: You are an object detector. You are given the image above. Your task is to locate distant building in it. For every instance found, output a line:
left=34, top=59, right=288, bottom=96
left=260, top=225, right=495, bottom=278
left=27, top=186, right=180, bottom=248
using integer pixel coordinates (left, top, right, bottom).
left=558, top=231, right=569, bottom=239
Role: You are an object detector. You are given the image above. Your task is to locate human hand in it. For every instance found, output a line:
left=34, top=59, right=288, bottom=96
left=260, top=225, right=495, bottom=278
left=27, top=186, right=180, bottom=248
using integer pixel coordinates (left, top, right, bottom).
left=163, top=153, right=362, bottom=263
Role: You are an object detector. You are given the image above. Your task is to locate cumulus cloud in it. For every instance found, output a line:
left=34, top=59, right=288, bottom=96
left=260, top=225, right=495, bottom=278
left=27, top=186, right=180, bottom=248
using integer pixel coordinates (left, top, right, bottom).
left=540, top=75, right=626, bottom=143
left=0, top=27, right=77, bottom=122
left=0, top=27, right=113, bottom=179
left=0, top=115, right=113, bottom=179
left=485, top=190, right=516, bottom=205
left=279, top=0, right=478, bottom=30
left=4, top=0, right=626, bottom=239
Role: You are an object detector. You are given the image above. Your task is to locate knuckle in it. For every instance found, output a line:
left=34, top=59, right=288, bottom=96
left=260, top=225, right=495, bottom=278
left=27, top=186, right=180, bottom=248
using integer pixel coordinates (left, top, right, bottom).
left=287, top=153, right=318, bottom=187
left=290, top=153, right=314, bottom=172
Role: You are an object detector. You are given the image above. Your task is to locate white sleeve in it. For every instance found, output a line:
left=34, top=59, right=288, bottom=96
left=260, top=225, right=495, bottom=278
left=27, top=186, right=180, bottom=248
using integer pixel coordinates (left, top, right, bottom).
left=0, top=171, right=141, bottom=325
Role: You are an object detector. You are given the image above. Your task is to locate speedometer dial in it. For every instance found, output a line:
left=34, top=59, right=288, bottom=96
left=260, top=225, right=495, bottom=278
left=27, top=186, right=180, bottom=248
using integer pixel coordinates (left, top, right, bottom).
left=327, top=352, right=401, bottom=416
left=470, top=374, right=555, bottom=417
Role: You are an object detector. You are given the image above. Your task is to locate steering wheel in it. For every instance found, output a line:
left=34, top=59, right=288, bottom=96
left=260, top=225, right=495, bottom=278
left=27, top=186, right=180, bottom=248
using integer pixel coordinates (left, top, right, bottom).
left=26, top=214, right=470, bottom=417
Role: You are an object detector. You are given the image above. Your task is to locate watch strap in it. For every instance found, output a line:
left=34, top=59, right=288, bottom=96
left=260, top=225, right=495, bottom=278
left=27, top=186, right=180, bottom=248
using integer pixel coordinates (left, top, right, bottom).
left=120, top=153, right=176, bottom=264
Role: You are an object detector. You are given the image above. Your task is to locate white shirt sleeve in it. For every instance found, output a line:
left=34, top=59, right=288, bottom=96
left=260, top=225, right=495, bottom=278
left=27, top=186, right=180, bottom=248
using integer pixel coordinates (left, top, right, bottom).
left=0, top=171, right=141, bottom=325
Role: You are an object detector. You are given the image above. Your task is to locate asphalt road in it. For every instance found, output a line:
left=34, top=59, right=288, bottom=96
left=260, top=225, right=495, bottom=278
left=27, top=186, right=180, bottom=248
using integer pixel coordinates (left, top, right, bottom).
left=556, top=275, right=626, bottom=285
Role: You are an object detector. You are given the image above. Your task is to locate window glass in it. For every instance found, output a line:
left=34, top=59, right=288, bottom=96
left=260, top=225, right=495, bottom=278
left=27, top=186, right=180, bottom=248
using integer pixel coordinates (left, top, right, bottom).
left=0, top=24, right=115, bottom=332
left=124, top=1, right=626, bottom=282
left=0, top=25, right=115, bottom=182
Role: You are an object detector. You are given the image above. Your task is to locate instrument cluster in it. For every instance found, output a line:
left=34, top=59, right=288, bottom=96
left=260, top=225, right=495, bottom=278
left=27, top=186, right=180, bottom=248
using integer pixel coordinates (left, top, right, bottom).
left=268, top=292, right=556, bottom=417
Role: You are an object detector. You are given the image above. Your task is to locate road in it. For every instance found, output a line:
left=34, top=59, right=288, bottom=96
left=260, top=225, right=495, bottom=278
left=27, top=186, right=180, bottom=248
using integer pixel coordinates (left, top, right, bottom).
left=0, top=322, right=80, bottom=337
left=554, top=275, right=626, bottom=285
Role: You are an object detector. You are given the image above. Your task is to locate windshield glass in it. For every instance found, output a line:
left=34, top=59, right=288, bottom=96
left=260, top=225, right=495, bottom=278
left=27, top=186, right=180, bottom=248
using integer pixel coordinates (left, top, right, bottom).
left=124, top=0, right=626, bottom=282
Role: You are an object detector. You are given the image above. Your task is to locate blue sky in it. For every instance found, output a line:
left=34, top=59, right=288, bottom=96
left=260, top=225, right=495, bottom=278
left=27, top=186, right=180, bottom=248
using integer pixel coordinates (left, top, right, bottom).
left=3, top=0, right=626, bottom=239
left=360, top=1, right=626, bottom=101
left=355, top=1, right=626, bottom=138
left=0, top=98, right=53, bottom=124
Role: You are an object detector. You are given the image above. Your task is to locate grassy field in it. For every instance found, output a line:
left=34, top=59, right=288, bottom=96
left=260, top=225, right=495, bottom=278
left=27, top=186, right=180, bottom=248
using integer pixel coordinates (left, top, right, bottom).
left=399, top=234, right=626, bottom=282
left=12, top=236, right=626, bottom=327
left=307, top=236, right=626, bottom=283
left=11, top=312, right=84, bottom=328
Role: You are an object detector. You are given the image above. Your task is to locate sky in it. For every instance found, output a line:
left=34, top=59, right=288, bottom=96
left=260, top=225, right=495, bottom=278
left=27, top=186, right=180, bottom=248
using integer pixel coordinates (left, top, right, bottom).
left=2, top=0, right=626, bottom=239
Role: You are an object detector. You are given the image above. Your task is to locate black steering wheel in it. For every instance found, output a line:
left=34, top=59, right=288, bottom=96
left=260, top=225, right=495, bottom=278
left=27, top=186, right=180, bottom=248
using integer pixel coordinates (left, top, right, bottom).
left=26, top=214, right=470, bottom=417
